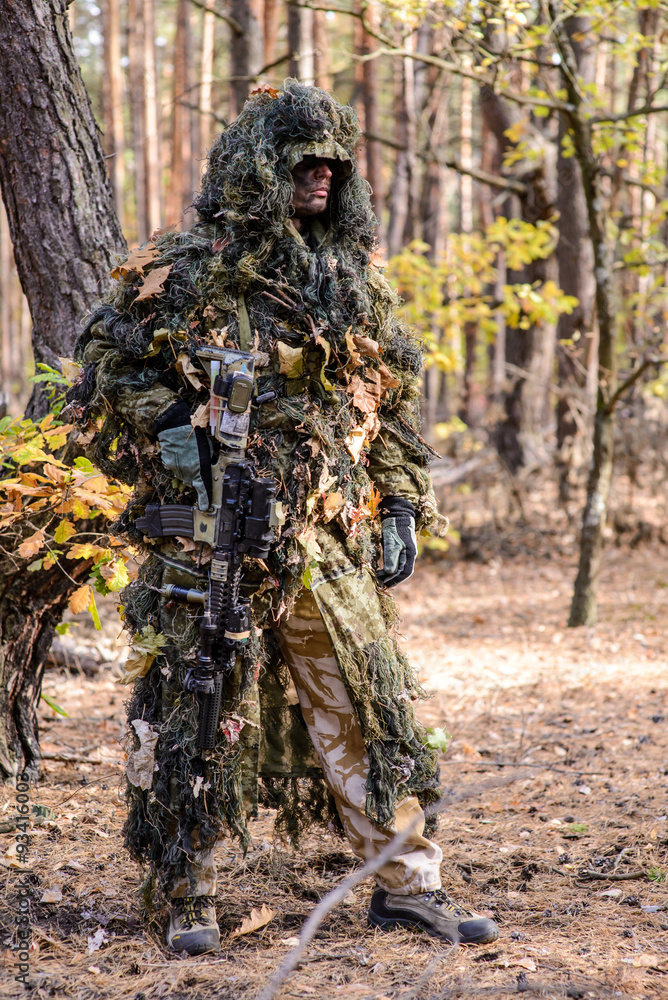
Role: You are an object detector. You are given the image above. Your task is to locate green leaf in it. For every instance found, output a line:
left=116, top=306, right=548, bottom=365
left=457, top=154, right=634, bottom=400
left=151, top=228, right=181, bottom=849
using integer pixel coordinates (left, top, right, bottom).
left=55, top=622, right=74, bottom=636
left=41, top=693, right=69, bottom=717
left=27, top=559, right=44, bottom=572
left=424, top=727, right=449, bottom=752
left=88, top=589, right=102, bottom=631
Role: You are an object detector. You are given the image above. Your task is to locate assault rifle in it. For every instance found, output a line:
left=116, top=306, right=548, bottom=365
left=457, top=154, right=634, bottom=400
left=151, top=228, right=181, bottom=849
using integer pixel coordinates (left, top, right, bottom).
left=136, top=347, right=283, bottom=748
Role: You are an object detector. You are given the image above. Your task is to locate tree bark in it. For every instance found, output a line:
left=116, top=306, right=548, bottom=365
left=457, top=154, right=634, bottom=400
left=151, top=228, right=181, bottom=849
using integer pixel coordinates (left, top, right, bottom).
left=0, top=0, right=125, bottom=378
left=288, top=3, right=315, bottom=85
left=230, top=0, right=265, bottom=118
left=199, top=0, right=215, bottom=164
left=166, top=0, right=194, bottom=228
left=548, top=3, right=617, bottom=627
left=142, top=0, right=162, bottom=235
left=128, top=0, right=148, bottom=242
left=0, top=0, right=125, bottom=778
left=102, top=0, right=125, bottom=228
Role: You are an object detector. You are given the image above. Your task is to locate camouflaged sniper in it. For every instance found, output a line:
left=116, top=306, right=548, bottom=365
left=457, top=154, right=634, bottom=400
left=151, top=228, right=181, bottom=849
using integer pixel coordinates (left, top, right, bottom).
left=68, top=80, right=445, bottom=895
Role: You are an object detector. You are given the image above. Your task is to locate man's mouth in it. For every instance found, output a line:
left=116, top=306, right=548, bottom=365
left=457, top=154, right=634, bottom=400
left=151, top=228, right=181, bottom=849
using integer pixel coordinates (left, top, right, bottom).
left=311, top=187, right=329, bottom=197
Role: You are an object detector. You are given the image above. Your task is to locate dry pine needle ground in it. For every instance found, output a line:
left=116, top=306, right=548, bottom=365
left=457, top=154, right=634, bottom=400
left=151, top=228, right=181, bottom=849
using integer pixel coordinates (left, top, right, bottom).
left=1, top=541, right=668, bottom=1000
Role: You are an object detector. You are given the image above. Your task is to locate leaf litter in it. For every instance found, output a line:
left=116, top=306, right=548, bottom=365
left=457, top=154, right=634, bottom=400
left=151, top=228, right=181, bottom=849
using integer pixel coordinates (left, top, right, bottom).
left=2, top=539, right=668, bottom=998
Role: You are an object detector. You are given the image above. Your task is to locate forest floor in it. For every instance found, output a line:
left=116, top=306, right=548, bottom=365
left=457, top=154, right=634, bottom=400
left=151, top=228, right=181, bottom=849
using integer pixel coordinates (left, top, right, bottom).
left=2, top=520, right=668, bottom=999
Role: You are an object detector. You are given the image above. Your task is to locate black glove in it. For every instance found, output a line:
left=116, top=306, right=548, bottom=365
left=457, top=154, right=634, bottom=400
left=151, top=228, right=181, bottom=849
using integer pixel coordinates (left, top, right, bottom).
left=153, top=401, right=213, bottom=509
left=376, top=496, right=417, bottom=588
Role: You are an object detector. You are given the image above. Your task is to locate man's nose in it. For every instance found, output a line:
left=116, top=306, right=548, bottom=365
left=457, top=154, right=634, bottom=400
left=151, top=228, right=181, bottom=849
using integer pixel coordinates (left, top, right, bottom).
left=314, top=162, right=332, bottom=180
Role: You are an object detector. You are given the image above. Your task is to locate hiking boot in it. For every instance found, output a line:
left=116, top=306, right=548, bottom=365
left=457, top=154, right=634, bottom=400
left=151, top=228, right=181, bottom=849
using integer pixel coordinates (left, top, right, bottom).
left=368, top=887, right=499, bottom=944
left=166, top=895, right=221, bottom=955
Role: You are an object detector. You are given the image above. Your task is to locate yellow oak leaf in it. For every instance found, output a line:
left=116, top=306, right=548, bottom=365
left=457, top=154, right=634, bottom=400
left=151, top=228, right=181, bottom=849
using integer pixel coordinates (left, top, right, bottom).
left=69, top=585, right=92, bottom=615
left=99, top=559, right=131, bottom=592
left=134, top=264, right=172, bottom=303
left=53, top=519, right=77, bottom=544
left=67, top=543, right=111, bottom=562
left=18, top=529, right=45, bottom=559
left=277, top=342, right=304, bottom=378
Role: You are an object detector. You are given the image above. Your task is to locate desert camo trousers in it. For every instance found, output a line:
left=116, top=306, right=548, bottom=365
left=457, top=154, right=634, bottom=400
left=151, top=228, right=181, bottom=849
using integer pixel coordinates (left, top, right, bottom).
left=169, top=588, right=443, bottom=899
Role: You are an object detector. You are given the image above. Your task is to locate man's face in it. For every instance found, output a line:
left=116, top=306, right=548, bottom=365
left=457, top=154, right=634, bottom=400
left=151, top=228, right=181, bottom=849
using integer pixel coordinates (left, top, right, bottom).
left=291, top=156, right=334, bottom=219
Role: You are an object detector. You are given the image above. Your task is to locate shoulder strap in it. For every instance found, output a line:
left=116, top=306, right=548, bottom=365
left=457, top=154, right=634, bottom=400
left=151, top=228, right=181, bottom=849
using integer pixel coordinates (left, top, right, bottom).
left=237, top=294, right=252, bottom=352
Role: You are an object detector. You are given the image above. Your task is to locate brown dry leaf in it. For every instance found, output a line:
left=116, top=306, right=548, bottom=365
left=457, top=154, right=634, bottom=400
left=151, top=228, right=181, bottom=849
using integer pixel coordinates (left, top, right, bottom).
left=111, top=243, right=159, bottom=279
left=229, top=904, right=276, bottom=939
left=250, top=83, right=280, bottom=98
left=353, top=334, right=380, bottom=358
left=345, top=329, right=364, bottom=368
left=378, top=362, right=401, bottom=395
left=305, top=437, right=321, bottom=457
left=212, top=236, right=230, bottom=253
left=18, top=528, right=45, bottom=559
left=209, top=326, right=230, bottom=346
left=632, top=954, right=662, bottom=968
left=190, top=403, right=210, bottom=429
left=345, top=427, right=366, bottom=465
left=515, top=958, right=537, bottom=972
left=277, top=342, right=304, bottom=378
left=41, top=888, right=63, bottom=904
left=58, top=358, right=82, bottom=385
left=362, top=411, right=381, bottom=442
left=43, top=463, right=70, bottom=485
left=369, top=250, right=388, bottom=269
left=323, top=491, right=345, bottom=522
left=134, top=264, right=172, bottom=303
left=346, top=375, right=378, bottom=415
left=69, top=585, right=92, bottom=615
left=175, top=353, right=204, bottom=391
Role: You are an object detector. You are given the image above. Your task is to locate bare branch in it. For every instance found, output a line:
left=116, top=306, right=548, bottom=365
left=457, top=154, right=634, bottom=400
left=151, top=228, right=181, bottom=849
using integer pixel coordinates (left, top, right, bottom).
left=186, top=0, right=243, bottom=36
left=592, top=102, right=668, bottom=124
left=604, top=354, right=668, bottom=413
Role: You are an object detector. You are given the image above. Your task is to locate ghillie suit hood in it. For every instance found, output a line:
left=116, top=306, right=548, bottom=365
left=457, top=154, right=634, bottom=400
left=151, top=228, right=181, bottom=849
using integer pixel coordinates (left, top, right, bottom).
left=69, top=81, right=443, bottom=897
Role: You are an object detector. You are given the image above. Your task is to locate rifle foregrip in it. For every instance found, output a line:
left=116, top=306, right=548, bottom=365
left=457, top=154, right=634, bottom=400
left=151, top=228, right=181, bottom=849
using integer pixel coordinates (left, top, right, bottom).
left=197, top=675, right=223, bottom=749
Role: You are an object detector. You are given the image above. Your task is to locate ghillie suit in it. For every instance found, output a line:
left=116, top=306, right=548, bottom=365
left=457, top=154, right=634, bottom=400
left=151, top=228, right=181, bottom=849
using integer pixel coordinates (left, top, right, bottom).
left=68, top=81, right=445, bottom=899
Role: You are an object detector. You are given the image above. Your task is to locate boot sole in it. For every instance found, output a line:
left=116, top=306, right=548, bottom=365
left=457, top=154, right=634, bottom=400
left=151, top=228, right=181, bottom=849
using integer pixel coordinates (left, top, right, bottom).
left=368, top=910, right=498, bottom=945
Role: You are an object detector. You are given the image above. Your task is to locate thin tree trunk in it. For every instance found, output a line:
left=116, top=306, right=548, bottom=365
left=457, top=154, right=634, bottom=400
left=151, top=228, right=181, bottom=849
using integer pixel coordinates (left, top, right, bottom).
left=143, top=0, right=161, bottom=235
left=288, top=3, right=314, bottom=84
left=0, top=0, right=125, bottom=778
left=166, top=0, right=194, bottom=228
left=313, top=9, right=331, bottom=91
left=361, top=5, right=383, bottom=223
left=128, top=0, right=148, bottom=242
left=230, top=0, right=265, bottom=118
left=548, top=4, right=617, bottom=627
left=102, top=0, right=125, bottom=227
left=199, top=0, right=215, bottom=163
left=264, top=0, right=279, bottom=70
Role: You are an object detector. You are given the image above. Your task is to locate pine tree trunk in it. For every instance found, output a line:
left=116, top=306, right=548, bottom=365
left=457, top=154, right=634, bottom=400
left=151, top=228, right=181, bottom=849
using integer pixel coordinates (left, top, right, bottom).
left=142, top=0, right=162, bottom=234
left=129, top=0, right=148, bottom=242
left=102, top=0, right=125, bottom=227
left=0, top=0, right=125, bottom=378
left=230, top=0, right=265, bottom=118
left=167, top=0, right=194, bottom=227
left=0, top=0, right=125, bottom=778
left=199, top=0, right=215, bottom=164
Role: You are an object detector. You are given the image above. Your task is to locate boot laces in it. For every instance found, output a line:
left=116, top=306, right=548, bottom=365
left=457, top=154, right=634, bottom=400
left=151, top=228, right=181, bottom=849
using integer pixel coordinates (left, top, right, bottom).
left=176, top=895, right=214, bottom=930
left=422, top=889, right=473, bottom=918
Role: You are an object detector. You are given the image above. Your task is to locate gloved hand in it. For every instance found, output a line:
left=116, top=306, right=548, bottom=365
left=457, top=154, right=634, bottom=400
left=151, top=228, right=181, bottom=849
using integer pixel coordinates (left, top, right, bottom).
left=376, top=496, right=418, bottom=588
left=154, top=401, right=212, bottom=509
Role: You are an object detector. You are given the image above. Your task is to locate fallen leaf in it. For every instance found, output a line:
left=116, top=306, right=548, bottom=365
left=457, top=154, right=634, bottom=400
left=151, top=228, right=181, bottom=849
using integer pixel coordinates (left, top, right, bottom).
left=281, top=936, right=301, bottom=946
left=297, top=525, right=322, bottom=562
left=632, top=954, right=662, bottom=968
left=516, top=958, right=537, bottom=972
left=69, top=585, right=93, bottom=616
left=40, top=887, right=63, bottom=903
left=345, top=427, right=366, bottom=465
left=230, top=904, right=276, bottom=939
left=346, top=375, right=378, bottom=415
left=134, top=263, right=172, bottom=303
left=369, top=250, right=388, bottom=269
left=277, top=342, right=304, bottom=378
left=175, top=352, right=204, bottom=391
left=87, top=928, right=108, bottom=955
left=125, top=719, right=159, bottom=790
left=18, top=528, right=45, bottom=559
left=111, top=242, right=159, bottom=279
left=305, top=437, right=321, bottom=457
left=362, top=411, right=381, bottom=441
left=88, top=965, right=102, bottom=975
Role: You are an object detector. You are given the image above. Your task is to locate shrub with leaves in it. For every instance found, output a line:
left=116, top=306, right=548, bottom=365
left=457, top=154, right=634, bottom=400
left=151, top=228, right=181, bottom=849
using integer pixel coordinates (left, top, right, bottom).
left=0, top=405, right=133, bottom=630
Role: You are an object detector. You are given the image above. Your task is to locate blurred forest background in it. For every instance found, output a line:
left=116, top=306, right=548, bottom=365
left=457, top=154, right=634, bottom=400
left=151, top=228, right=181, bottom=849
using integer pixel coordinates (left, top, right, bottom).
left=1, top=0, right=668, bottom=620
